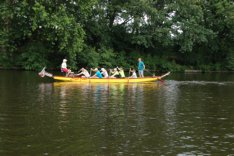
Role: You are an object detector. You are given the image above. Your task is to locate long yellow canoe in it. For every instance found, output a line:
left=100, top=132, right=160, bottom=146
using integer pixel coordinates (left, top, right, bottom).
left=52, top=72, right=170, bottom=83
left=38, top=68, right=170, bottom=83
left=53, top=76, right=159, bottom=83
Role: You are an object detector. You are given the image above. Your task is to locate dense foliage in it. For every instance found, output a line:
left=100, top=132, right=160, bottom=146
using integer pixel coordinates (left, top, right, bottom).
left=0, top=0, right=234, bottom=71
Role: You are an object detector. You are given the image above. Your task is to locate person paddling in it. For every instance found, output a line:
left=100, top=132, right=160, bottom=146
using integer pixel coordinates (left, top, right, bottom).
left=110, top=68, right=120, bottom=78
left=91, top=68, right=103, bottom=78
left=101, top=68, right=109, bottom=78
left=129, top=68, right=137, bottom=78
left=138, top=58, right=145, bottom=77
left=117, top=67, right=125, bottom=78
left=76, top=68, right=90, bottom=78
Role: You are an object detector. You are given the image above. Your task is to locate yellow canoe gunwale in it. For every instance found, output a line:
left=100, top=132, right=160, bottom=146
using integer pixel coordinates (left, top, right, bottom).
left=52, top=76, right=160, bottom=83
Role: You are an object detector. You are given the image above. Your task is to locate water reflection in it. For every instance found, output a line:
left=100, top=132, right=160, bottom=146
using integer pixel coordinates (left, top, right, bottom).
left=52, top=82, right=159, bottom=142
left=1, top=71, right=234, bottom=155
left=37, top=83, right=53, bottom=100
left=160, top=81, right=179, bottom=139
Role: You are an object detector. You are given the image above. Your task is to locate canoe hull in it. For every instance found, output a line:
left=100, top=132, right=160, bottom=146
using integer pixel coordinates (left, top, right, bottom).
left=53, top=76, right=160, bottom=83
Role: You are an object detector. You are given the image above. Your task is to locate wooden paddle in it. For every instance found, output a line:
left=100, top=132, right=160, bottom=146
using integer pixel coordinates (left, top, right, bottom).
left=144, top=69, right=155, bottom=76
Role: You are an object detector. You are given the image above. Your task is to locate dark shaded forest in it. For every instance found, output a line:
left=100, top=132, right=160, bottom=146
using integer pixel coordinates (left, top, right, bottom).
left=0, top=0, right=234, bottom=72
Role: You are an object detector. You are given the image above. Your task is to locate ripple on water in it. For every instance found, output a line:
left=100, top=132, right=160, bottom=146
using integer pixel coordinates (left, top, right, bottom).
left=1, top=74, right=234, bottom=156
left=225, top=134, right=234, bottom=139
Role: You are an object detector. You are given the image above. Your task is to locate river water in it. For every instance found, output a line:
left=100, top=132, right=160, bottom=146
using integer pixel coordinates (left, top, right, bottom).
left=0, top=71, right=233, bottom=156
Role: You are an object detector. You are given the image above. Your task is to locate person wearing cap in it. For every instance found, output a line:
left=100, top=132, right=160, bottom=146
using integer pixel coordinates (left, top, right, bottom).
left=138, top=58, right=145, bottom=77
left=110, top=68, right=120, bottom=78
left=76, top=68, right=90, bottom=78
left=101, top=68, right=109, bottom=78
left=117, top=67, right=125, bottom=78
left=91, top=68, right=103, bottom=78
left=61, top=59, right=72, bottom=76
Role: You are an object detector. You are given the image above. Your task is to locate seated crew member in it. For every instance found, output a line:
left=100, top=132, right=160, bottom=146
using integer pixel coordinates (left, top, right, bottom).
left=91, top=68, right=103, bottom=78
left=101, top=68, right=109, bottom=78
left=129, top=68, right=137, bottom=78
left=110, top=68, right=120, bottom=78
left=117, top=67, right=125, bottom=78
left=76, top=68, right=90, bottom=78
left=61, top=59, right=72, bottom=77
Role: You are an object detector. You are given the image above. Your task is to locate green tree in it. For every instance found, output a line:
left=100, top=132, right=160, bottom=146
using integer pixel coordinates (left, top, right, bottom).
left=1, top=0, right=234, bottom=71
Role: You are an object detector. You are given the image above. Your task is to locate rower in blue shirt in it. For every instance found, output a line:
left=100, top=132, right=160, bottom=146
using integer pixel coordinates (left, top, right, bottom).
left=91, top=68, right=103, bottom=78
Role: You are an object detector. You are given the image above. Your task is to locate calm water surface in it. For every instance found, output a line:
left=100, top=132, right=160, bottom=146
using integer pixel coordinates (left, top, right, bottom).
left=0, top=71, right=234, bottom=156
